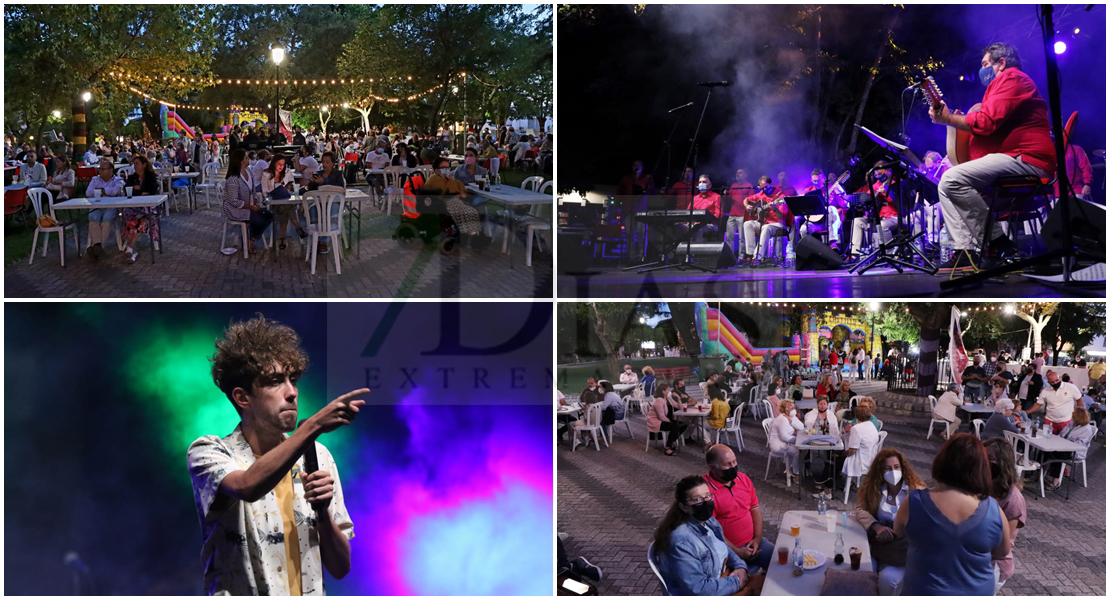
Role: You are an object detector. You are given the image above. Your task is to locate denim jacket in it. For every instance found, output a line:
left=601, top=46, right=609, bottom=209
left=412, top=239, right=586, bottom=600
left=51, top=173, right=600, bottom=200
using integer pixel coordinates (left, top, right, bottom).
left=657, top=517, right=747, bottom=596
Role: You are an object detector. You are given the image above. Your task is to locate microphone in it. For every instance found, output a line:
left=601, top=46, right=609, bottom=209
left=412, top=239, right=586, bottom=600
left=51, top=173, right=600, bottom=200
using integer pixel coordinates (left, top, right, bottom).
left=902, top=82, right=921, bottom=91
left=297, top=419, right=325, bottom=515
left=696, top=80, right=731, bottom=87
left=64, top=552, right=89, bottom=573
left=668, top=102, right=695, bottom=113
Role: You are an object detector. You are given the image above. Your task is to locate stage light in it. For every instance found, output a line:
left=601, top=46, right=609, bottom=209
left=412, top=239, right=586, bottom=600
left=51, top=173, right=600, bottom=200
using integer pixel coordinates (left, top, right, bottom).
left=959, top=75, right=964, bottom=81
left=52, top=110, right=61, bottom=118
left=1074, top=27, right=1080, bottom=34
left=1054, top=41, right=1067, bottom=54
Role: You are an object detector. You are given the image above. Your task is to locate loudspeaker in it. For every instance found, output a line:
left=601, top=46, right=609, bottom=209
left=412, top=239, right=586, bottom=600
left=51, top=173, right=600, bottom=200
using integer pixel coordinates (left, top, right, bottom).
left=672, top=242, right=736, bottom=269
left=794, top=234, right=844, bottom=271
left=559, top=230, right=596, bottom=273
left=1041, top=196, right=1106, bottom=257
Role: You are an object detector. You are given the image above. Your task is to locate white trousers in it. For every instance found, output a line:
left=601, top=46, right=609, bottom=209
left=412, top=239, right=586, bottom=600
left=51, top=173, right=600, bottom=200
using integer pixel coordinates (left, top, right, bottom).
left=850, top=216, right=898, bottom=255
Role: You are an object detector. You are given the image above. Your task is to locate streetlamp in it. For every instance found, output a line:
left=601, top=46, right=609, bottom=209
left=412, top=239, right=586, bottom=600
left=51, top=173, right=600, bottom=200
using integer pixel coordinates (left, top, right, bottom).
left=81, top=91, right=91, bottom=103
left=52, top=110, right=61, bottom=119
left=270, top=44, right=285, bottom=138
left=869, top=302, right=880, bottom=363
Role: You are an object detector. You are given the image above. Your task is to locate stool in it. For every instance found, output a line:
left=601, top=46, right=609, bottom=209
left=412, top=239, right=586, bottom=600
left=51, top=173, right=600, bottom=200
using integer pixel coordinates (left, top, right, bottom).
left=767, top=227, right=790, bottom=265
left=982, top=175, right=1048, bottom=254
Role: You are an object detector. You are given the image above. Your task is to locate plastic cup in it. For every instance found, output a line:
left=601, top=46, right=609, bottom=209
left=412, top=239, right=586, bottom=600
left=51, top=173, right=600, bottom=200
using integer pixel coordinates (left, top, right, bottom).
left=849, top=547, right=862, bottom=570
left=826, top=512, right=836, bottom=532
left=790, top=523, right=800, bottom=536
left=91, top=188, right=101, bottom=198
left=777, top=547, right=789, bottom=565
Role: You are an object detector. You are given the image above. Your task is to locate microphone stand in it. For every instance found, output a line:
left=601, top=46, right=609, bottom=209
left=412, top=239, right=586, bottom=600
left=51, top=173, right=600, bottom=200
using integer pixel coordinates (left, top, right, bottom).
left=849, top=161, right=937, bottom=275
left=625, top=106, right=687, bottom=270
left=640, top=87, right=717, bottom=274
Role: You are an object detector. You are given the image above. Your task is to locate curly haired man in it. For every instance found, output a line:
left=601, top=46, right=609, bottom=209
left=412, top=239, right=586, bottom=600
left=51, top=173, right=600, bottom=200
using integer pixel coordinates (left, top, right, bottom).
left=187, top=314, right=369, bottom=595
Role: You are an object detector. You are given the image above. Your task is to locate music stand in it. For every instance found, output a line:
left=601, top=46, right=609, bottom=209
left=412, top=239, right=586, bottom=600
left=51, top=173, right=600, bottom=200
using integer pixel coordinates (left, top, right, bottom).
left=849, top=125, right=937, bottom=275
left=785, top=194, right=828, bottom=240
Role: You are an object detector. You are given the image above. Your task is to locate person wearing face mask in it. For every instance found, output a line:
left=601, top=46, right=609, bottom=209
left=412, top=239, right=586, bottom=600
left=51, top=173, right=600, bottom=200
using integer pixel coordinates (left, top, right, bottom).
left=985, top=380, right=1011, bottom=409
left=674, top=174, right=722, bottom=244
left=769, top=399, right=804, bottom=482
left=701, top=445, right=774, bottom=572
left=842, top=402, right=881, bottom=483
left=739, top=176, right=791, bottom=266
left=619, top=364, right=639, bottom=385
left=424, top=157, right=482, bottom=237
left=647, top=383, right=687, bottom=456
left=929, top=42, right=1056, bottom=273
left=1014, top=363, right=1044, bottom=413
left=364, top=140, right=392, bottom=196
left=579, top=377, right=601, bottom=405
left=1029, top=370, right=1082, bottom=434
left=854, top=448, right=927, bottom=596
left=845, top=162, right=899, bottom=265
left=982, top=398, right=1022, bottom=440
left=932, top=383, right=965, bottom=440
left=653, top=476, right=752, bottom=596
left=671, top=378, right=691, bottom=405
left=981, top=438, right=1026, bottom=592
left=724, top=168, right=754, bottom=259
left=804, top=395, right=839, bottom=437
left=452, top=148, right=487, bottom=186
left=961, top=355, right=989, bottom=401
left=799, top=168, right=846, bottom=249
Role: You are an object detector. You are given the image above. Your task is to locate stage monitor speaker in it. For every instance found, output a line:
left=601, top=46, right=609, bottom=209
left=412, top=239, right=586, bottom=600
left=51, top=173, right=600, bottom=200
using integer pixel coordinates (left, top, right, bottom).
left=672, top=242, right=736, bottom=269
left=1041, top=195, right=1106, bottom=258
left=558, top=230, right=595, bottom=273
left=794, top=234, right=844, bottom=271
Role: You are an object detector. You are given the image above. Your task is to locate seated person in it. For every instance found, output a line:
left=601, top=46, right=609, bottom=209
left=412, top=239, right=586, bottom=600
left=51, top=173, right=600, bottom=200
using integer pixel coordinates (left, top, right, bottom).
left=804, top=395, right=839, bottom=436
left=770, top=399, right=804, bottom=481
left=854, top=448, right=927, bottom=596
left=619, top=364, right=639, bottom=385
left=982, top=399, right=1022, bottom=440
left=674, top=174, right=722, bottom=243
left=44, top=155, right=74, bottom=201
left=740, top=176, right=791, bottom=265
left=423, top=157, right=481, bottom=236
left=84, top=160, right=125, bottom=261
left=453, top=148, right=488, bottom=186
left=121, top=154, right=164, bottom=263
left=647, top=383, right=687, bottom=456
left=982, top=438, right=1025, bottom=594
left=842, top=403, right=881, bottom=485
left=702, top=445, right=775, bottom=572
left=932, top=383, right=964, bottom=439
left=598, top=380, right=626, bottom=429
left=1045, top=408, right=1096, bottom=490
left=785, top=374, right=806, bottom=402
left=640, top=367, right=657, bottom=397
left=579, top=377, right=601, bottom=405
left=304, top=152, right=346, bottom=256
left=364, top=140, right=392, bottom=194
left=22, top=152, right=48, bottom=187
left=842, top=396, right=882, bottom=432
left=221, top=149, right=273, bottom=256
left=260, top=155, right=305, bottom=250
left=653, top=476, right=751, bottom=596
left=847, top=163, right=899, bottom=263
left=293, top=145, right=320, bottom=193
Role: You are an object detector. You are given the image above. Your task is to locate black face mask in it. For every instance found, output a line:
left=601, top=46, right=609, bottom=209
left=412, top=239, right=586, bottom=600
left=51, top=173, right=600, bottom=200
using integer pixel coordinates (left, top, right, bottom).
left=690, top=500, right=715, bottom=522
left=719, top=467, right=738, bottom=483
left=989, top=462, right=1001, bottom=479
left=1051, top=382, right=1061, bottom=390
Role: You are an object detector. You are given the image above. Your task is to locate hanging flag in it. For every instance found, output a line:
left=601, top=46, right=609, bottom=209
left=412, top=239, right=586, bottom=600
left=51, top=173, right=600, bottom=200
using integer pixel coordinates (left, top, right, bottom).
left=279, top=109, right=293, bottom=140
left=949, top=307, right=968, bottom=386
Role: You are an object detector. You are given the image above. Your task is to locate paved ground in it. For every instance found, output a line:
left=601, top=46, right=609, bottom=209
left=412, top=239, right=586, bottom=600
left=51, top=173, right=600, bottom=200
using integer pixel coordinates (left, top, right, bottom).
left=557, top=385, right=1106, bottom=596
left=6, top=183, right=552, bottom=298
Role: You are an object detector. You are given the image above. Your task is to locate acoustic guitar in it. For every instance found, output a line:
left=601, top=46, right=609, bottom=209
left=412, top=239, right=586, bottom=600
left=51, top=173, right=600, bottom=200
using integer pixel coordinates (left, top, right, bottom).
left=805, top=170, right=851, bottom=223
left=920, top=76, right=979, bottom=166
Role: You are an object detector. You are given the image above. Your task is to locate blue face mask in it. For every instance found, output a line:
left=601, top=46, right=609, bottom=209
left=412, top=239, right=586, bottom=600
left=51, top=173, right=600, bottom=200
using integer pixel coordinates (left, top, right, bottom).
left=979, top=64, right=996, bottom=87
left=698, top=183, right=709, bottom=192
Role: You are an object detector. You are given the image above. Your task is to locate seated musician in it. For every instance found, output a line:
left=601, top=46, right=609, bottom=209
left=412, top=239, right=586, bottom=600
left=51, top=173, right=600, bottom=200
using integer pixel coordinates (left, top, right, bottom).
left=776, top=171, right=797, bottom=197
left=617, top=159, right=655, bottom=258
left=725, top=169, right=754, bottom=259
left=674, top=174, right=722, bottom=243
left=846, top=162, right=899, bottom=264
left=797, top=169, right=845, bottom=249
left=668, top=167, right=695, bottom=210
left=740, top=176, right=792, bottom=266
left=928, top=42, right=1055, bottom=273
left=915, top=151, right=949, bottom=249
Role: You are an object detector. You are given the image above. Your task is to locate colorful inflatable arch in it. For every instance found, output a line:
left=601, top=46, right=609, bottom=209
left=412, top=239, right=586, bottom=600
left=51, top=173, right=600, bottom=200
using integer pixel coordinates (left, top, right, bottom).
left=159, top=105, right=231, bottom=140
left=695, top=302, right=806, bottom=364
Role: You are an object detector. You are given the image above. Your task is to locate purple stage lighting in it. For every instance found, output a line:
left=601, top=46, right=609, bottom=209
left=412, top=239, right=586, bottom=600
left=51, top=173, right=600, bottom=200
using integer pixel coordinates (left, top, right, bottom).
left=1054, top=40, right=1067, bottom=54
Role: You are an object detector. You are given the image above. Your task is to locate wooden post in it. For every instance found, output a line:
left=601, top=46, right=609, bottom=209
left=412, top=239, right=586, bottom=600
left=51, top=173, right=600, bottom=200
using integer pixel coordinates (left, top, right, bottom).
left=72, top=99, right=87, bottom=157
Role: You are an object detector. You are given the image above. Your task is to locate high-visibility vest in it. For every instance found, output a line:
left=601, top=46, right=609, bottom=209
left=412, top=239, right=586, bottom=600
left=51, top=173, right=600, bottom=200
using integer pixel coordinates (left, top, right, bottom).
left=402, top=173, right=425, bottom=218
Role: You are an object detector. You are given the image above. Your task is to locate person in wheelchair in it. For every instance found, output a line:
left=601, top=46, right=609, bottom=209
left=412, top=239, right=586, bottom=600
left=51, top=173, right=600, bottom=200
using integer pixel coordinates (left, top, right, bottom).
left=423, top=156, right=482, bottom=238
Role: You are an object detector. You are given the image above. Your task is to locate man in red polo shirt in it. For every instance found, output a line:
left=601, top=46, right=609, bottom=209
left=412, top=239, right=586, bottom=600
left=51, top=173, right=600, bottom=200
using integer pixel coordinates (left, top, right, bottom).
left=675, top=173, right=722, bottom=243
left=846, top=162, right=899, bottom=264
left=740, top=176, right=792, bottom=266
left=929, top=42, right=1056, bottom=273
left=702, top=444, right=773, bottom=571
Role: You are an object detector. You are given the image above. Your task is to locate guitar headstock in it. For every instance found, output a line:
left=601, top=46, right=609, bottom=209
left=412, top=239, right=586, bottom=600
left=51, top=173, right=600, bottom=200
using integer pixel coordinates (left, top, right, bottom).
left=921, top=76, right=943, bottom=108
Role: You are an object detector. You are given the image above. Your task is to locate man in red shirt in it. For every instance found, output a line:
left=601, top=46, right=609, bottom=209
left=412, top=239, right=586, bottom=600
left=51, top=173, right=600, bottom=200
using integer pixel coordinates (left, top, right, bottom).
left=740, top=176, right=792, bottom=265
left=846, top=163, right=899, bottom=263
left=617, top=160, right=656, bottom=259
left=702, top=445, right=773, bottom=571
left=776, top=171, right=797, bottom=197
left=675, top=173, right=722, bottom=243
left=725, top=168, right=754, bottom=259
left=929, top=42, right=1056, bottom=273
left=1054, top=143, right=1093, bottom=200
left=797, top=169, right=846, bottom=249
left=670, top=167, right=695, bottom=210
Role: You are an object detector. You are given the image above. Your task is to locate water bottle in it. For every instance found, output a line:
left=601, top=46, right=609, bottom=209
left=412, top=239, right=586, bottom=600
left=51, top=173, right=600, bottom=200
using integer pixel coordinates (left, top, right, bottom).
left=817, top=493, right=826, bottom=517
left=792, top=537, right=804, bottom=575
left=841, top=511, right=848, bottom=529
left=939, top=226, right=952, bottom=263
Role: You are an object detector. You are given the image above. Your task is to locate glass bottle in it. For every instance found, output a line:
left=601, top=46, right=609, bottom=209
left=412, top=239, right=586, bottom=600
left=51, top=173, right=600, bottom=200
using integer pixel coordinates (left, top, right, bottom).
left=792, top=537, right=804, bottom=576
left=833, top=533, right=845, bottom=565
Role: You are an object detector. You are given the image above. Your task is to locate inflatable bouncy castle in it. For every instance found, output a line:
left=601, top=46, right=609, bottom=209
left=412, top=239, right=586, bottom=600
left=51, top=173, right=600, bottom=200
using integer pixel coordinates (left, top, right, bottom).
left=694, top=302, right=806, bottom=365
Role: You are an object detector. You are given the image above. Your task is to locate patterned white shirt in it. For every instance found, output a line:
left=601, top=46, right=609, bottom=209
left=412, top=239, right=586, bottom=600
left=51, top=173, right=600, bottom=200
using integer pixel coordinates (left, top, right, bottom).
left=187, top=425, right=355, bottom=595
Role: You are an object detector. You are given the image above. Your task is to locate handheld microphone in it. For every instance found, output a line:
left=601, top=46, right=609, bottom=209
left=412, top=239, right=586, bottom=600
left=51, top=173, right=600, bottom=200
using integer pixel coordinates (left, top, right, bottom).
left=297, top=419, right=325, bottom=515
left=696, top=80, right=731, bottom=87
left=668, top=102, right=695, bottom=113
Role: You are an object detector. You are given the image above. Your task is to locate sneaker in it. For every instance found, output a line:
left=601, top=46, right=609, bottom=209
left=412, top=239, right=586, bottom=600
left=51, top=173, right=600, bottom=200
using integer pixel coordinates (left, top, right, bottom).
left=557, top=532, right=569, bottom=542
left=986, top=234, right=1019, bottom=259
left=127, top=249, right=138, bottom=263
left=936, top=249, right=981, bottom=273
left=571, top=557, right=603, bottom=582
left=320, top=244, right=331, bottom=255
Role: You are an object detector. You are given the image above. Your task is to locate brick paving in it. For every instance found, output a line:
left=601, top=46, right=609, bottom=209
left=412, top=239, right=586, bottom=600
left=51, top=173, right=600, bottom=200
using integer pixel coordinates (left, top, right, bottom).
left=5, top=183, right=552, bottom=298
left=557, top=386, right=1106, bottom=596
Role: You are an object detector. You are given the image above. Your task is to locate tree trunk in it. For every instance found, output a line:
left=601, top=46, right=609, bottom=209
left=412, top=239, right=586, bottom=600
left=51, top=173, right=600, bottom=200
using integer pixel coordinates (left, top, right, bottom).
left=916, top=328, right=940, bottom=396
left=848, top=14, right=898, bottom=154
left=667, top=303, right=702, bottom=370
left=588, top=303, right=621, bottom=381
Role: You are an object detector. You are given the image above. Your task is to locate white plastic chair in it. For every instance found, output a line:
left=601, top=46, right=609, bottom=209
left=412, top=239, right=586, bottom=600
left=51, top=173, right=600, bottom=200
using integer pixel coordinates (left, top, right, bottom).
left=606, top=402, right=635, bottom=442
left=521, top=176, right=543, bottom=192
left=540, top=180, right=552, bottom=195
left=1004, top=430, right=1044, bottom=497
left=715, top=403, right=746, bottom=451
left=382, top=166, right=405, bottom=215
left=926, top=395, right=952, bottom=440
left=972, top=419, right=985, bottom=439
left=28, top=188, right=80, bottom=266
left=843, top=430, right=888, bottom=503
left=762, top=417, right=793, bottom=488
left=646, top=542, right=670, bottom=595
left=195, top=162, right=221, bottom=208
left=572, top=402, right=607, bottom=452
left=302, top=190, right=345, bottom=274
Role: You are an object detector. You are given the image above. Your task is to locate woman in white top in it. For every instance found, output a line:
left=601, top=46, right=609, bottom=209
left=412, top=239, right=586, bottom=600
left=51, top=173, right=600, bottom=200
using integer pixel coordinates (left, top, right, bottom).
left=769, top=398, right=804, bottom=479
left=804, top=395, right=840, bottom=437
left=1047, top=408, right=1096, bottom=489
left=619, top=365, right=639, bottom=385
left=44, top=155, right=75, bottom=200
left=259, top=155, right=305, bottom=249
left=843, top=402, right=881, bottom=482
left=855, top=448, right=927, bottom=595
